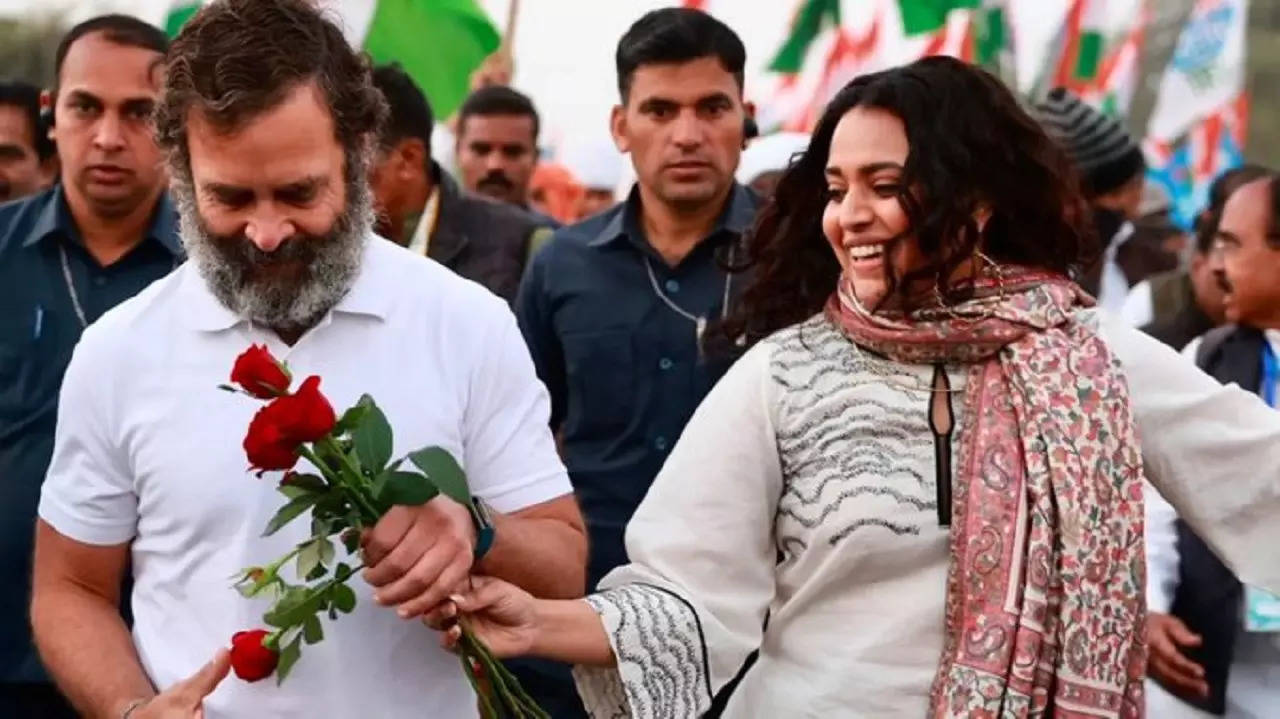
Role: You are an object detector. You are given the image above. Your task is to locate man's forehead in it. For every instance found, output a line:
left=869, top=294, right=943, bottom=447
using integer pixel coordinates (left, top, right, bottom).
left=0, top=105, right=34, bottom=147
left=627, top=57, right=740, bottom=104
left=59, top=32, right=163, bottom=98
left=1222, top=179, right=1274, bottom=230
left=460, top=114, right=535, bottom=143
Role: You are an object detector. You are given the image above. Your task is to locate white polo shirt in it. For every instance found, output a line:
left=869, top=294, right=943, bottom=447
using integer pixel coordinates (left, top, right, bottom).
left=38, top=235, right=571, bottom=718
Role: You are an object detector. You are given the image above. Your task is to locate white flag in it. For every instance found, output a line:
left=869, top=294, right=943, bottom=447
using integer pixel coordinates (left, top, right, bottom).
left=1147, top=0, right=1247, bottom=142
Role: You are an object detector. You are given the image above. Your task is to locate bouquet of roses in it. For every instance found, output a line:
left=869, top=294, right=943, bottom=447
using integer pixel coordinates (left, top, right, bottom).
left=219, top=345, right=546, bottom=719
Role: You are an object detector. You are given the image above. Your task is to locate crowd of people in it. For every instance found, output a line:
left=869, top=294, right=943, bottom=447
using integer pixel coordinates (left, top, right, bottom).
left=0, top=1, right=1277, bottom=717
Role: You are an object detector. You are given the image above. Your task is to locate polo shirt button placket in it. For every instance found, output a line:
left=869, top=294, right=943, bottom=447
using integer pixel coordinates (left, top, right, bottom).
left=664, top=279, right=680, bottom=294
left=654, top=436, right=669, bottom=452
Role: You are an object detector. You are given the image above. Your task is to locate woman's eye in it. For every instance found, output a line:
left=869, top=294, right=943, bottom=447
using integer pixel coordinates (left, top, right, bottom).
left=873, top=184, right=900, bottom=197
left=825, top=188, right=846, bottom=203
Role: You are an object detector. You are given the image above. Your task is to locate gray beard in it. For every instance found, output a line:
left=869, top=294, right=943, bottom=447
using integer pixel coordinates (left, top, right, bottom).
left=174, top=176, right=373, bottom=332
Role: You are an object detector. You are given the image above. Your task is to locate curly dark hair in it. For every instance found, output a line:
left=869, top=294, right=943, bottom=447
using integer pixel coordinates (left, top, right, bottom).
left=154, top=0, right=387, bottom=187
left=719, top=56, right=1095, bottom=348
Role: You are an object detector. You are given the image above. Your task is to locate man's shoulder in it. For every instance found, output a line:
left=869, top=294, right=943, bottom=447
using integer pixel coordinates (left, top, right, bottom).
left=0, top=188, right=56, bottom=255
left=365, top=235, right=509, bottom=313
left=539, top=207, right=620, bottom=258
left=447, top=190, right=543, bottom=239
left=76, top=266, right=187, bottom=360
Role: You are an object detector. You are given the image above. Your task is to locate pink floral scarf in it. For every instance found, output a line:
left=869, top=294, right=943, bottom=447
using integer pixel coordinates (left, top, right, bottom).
left=825, top=270, right=1148, bottom=718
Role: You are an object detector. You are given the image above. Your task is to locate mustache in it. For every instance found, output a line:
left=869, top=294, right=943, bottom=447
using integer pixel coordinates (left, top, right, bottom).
left=477, top=171, right=514, bottom=191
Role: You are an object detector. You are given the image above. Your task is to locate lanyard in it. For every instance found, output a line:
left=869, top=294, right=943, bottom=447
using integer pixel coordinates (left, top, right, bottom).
left=1263, top=341, right=1278, bottom=409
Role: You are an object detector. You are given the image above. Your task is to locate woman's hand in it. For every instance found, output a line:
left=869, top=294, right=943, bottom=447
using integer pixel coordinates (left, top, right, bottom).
left=424, top=576, right=539, bottom=659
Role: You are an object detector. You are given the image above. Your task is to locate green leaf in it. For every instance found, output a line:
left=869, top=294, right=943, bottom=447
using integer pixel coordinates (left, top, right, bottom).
left=284, top=473, right=328, bottom=493
left=276, top=624, right=303, bottom=651
left=278, top=485, right=310, bottom=500
left=263, top=493, right=322, bottom=537
left=377, top=470, right=439, bottom=507
left=296, top=540, right=323, bottom=580
left=332, top=583, right=357, bottom=614
left=302, top=614, right=324, bottom=645
left=408, top=447, right=471, bottom=506
left=334, top=562, right=354, bottom=582
left=318, top=538, right=335, bottom=568
left=263, top=589, right=327, bottom=628
left=332, top=402, right=370, bottom=436
left=275, top=635, right=303, bottom=685
left=352, top=397, right=393, bottom=473
left=369, top=458, right=404, bottom=498
left=311, top=515, right=333, bottom=539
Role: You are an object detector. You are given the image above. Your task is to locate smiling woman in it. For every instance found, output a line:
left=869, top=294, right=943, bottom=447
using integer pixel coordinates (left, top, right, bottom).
left=431, top=55, right=1280, bottom=719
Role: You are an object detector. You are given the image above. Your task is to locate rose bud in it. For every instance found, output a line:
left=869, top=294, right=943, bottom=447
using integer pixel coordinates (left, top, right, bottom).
left=229, top=629, right=279, bottom=682
left=230, top=345, right=292, bottom=399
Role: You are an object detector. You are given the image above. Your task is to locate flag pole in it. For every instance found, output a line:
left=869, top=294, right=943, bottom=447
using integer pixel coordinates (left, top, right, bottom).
left=503, top=0, right=520, bottom=56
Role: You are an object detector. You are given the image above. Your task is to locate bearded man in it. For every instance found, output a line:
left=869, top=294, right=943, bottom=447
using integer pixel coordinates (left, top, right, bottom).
left=28, top=2, right=586, bottom=718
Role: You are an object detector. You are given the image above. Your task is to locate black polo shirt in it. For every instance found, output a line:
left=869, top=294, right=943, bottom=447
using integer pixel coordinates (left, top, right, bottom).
left=0, top=185, right=181, bottom=685
left=516, top=183, right=759, bottom=588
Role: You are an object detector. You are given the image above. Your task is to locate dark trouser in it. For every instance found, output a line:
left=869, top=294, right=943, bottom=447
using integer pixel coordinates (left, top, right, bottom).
left=0, top=683, right=78, bottom=719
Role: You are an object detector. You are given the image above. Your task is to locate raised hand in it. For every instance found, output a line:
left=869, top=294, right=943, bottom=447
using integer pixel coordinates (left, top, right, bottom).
left=132, top=649, right=231, bottom=719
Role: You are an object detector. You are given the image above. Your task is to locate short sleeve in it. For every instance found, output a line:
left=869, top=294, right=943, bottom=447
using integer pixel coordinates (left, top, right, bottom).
left=37, top=329, right=137, bottom=545
left=462, top=304, right=571, bottom=513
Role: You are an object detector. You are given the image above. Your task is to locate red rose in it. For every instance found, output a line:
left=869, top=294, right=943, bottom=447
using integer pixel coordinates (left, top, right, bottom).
left=242, top=376, right=335, bottom=473
left=243, top=404, right=301, bottom=472
left=272, top=376, right=336, bottom=442
left=230, top=345, right=292, bottom=399
left=229, top=629, right=279, bottom=682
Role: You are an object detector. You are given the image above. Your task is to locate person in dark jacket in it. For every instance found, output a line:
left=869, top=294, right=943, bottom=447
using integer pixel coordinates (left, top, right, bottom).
left=368, top=64, right=550, bottom=304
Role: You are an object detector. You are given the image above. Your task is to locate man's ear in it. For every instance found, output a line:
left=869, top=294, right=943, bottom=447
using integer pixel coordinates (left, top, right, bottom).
left=399, top=138, right=429, bottom=179
left=610, top=105, right=629, bottom=154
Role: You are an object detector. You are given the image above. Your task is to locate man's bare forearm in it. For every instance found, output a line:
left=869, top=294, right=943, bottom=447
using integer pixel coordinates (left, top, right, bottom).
left=32, top=522, right=155, bottom=719
left=32, top=581, right=155, bottom=719
left=479, top=510, right=587, bottom=599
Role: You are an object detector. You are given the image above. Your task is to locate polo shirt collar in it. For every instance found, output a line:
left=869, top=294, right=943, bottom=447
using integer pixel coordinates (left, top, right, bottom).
left=23, top=185, right=183, bottom=258
left=587, top=182, right=755, bottom=249
left=185, top=233, right=391, bottom=332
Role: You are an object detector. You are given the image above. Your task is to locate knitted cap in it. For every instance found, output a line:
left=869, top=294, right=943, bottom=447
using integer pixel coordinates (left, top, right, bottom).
left=1035, top=87, right=1145, bottom=197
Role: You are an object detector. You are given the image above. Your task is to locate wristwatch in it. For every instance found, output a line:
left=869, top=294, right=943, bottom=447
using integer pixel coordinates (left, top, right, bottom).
left=470, top=498, right=495, bottom=561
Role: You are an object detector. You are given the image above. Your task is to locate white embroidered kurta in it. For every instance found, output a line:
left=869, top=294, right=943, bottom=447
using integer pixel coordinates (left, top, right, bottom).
left=572, top=311, right=1280, bottom=719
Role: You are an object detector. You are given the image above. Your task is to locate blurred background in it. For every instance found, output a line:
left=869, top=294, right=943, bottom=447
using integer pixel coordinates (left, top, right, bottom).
left=1, top=0, right=1274, bottom=227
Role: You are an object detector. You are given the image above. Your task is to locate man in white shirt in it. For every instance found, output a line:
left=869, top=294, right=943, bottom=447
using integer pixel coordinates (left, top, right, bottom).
left=1146, top=172, right=1280, bottom=717
left=28, top=2, right=586, bottom=718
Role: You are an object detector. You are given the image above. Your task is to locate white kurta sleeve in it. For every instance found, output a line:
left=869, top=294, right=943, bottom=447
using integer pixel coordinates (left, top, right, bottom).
left=572, top=343, right=783, bottom=719
left=1097, top=313, right=1280, bottom=595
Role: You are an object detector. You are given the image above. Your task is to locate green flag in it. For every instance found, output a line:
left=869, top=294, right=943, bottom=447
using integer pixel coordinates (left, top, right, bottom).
left=164, top=1, right=200, bottom=38
left=768, top=0, right=841, bottom=74
left=363, top=0, right=500, bottom=119
left=898, top=0, right=980, bottom=37
left=973, top=6, right=1005, bottom=66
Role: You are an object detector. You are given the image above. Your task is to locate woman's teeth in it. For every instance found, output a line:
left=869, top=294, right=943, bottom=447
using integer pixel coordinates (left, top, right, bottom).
left=848, top=243, right=885, bottom=260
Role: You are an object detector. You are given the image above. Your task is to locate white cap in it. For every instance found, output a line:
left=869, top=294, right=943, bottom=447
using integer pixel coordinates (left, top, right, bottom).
left=561, top=138, right=625, bottom=191
left=737, top=132, right=810, bottom=184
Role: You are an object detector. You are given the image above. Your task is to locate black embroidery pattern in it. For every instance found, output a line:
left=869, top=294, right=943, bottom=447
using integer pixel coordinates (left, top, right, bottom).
left=767, top=317, right=948, bottom=553
left=579, top=585, right=710, bottom=719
